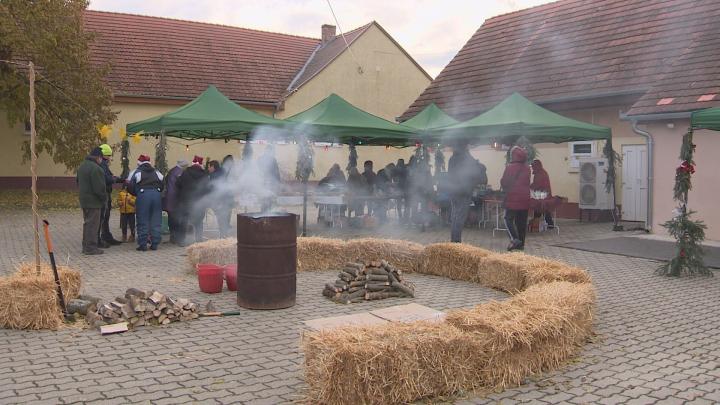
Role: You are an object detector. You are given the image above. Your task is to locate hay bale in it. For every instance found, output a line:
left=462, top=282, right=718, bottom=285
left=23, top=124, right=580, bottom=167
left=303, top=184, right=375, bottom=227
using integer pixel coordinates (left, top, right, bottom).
left=445, top=281, right=596, bottom=388
left=420, top=243, right=492, bottom=281
left=303, top=322, right=487, bottom=405
left=15, top=262, right=82, bottom=299
left=502, top=253, right=591, bottom=286
left=0, top=262, right=82, bottom=330
left=185, top=238, right=237, bottom=270
left=475, top=254, right=528, bottom=293
left=343, top=238, right=424, bottom=273
left=297, top=237, right=348, bottom=272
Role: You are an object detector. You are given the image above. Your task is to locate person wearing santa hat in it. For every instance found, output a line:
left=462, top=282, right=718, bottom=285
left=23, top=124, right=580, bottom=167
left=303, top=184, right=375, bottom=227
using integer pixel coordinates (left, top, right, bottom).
left=176, top=155, right=209, bottom=245
left=128, top=155, right=164, bottom=251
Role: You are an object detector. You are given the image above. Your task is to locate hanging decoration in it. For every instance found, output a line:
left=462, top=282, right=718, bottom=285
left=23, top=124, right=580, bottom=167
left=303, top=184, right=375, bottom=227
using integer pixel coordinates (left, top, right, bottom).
left=602, top=139, right=622, bottom=228
left=97, top=124, right=112, bottom=140
left=346, top=143, right=357, bottom=173
left=505, top=136, right=538, bottom=163
left=154, top=133, right=168, bottom=174
left=242, top=136, right=253, bottom=160
left=131, top=131, right=143, bottom=145
left=658, top=129, right=709, bottom=277
left=434, top=145, right=445, bottom=175
left=120, top=137, right=130, bottom=179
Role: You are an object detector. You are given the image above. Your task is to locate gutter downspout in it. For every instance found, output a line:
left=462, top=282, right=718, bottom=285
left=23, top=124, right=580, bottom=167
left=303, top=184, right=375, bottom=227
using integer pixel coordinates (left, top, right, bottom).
left=631, top=120, right=653, bottom=232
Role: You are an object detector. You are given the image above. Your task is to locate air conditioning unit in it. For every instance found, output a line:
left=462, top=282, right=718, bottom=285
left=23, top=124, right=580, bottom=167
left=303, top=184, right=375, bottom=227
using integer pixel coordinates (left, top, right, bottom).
left=578, top=158, right=613, bottom=210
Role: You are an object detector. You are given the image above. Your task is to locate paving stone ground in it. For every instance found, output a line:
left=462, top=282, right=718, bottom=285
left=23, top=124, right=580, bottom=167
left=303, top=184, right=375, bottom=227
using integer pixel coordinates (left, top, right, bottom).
left=0, top=208, right=718, bottom=404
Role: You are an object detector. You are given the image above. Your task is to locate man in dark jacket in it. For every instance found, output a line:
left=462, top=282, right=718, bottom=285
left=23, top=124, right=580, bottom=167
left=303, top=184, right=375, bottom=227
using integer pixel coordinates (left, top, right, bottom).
left=163, top=159, right=188, bottom=244
left=530, top=159, right=555, bottom=228
left=448, top=144, right=483, bottom=242
left=501, top=146, right=531, bottom=251
left=76, top=147, right=107, bottom=255
left=176, top=156, right=208, bottom=245
left=98, top=144, right=122, bottom=247
left=129, top=154, right=164, bottom=251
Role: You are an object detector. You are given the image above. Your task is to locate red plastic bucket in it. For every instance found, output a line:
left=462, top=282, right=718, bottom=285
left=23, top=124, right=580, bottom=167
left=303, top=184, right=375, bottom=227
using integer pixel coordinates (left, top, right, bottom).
left=196, top=264, right=224, bottom=293
left=225, top=264, right=238, bottom=291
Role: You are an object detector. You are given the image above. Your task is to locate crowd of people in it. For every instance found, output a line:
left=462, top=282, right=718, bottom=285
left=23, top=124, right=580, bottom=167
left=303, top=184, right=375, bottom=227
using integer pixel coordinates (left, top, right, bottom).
left=76, top=142, right=554, bottom=255
left=76, top=143, right=277, bottom=255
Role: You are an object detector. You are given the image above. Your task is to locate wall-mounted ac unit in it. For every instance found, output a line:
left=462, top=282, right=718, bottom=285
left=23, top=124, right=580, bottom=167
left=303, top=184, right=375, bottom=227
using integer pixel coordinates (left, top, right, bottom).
left=578, top=158, right=613, bottom=210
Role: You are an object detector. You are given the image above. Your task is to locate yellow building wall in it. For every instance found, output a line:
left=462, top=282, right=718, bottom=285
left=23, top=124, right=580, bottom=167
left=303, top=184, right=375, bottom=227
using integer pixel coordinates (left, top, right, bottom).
left=277, top=23, right=432, bottom=179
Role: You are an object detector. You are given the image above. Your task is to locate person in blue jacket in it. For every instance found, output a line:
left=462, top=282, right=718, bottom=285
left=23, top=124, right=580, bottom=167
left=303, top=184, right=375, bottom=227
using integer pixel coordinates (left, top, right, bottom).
left=128, top=154, right=164, bottom=251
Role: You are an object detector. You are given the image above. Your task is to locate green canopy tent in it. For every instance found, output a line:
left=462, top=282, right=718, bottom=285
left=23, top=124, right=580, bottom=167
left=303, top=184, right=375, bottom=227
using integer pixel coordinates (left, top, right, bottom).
left=691, top=107, right=720, bottom=130
left=432, top=92, right=611, bottom=144
left=401, top=102, right=459, bottom=132
left=126, top=85, right=287, bottom=140
left=286, top=93, right=417, bottom=146
left=432, top=92, right=619, bottom=226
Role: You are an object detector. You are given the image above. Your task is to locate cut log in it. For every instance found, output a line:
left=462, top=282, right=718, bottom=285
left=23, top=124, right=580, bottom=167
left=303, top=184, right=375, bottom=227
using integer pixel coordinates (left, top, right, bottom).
left=114, top=296, right=129, bottom=305
left=120, top=304, right=137, bottom=319
left=125, top=288, right=147, bottom=299
left=366, top=284, right=392, bottom=292
left=67, top=299, right=95, bottom=316
left=148, top=291, right=165, bottom=305
left=367, top=274, right=389, bottom=282
left=348, top=280, right=366, bottom=287
left=347, top=288, right=366, bottom=300
left=153, top=309, right=161, bottom=317
left=365, top=291, right=403, bottom=300
left=392, top=281, right=415, bottom=298
left=161, top=318, right=171, bottom=325
left=78, top=294, right=102, bottom=304
left=337, top=272, right=353, bottom=282
left=322, top=287, right=337, bottom=298
left=367, top=268, right=389, bottom=276
left=158, top=314, right=167, bottom=323
left=100, top=322, right=128, bottom=335
left=343, top=267, right=359, bottom=277
left=325, top=283, right=342, bottom=293
left=345, top=262, right=365, bottom=270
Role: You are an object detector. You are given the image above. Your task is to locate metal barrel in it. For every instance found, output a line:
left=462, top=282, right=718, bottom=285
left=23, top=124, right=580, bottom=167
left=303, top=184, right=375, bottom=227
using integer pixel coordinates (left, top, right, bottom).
left=236, top=212, right=297, bottom=309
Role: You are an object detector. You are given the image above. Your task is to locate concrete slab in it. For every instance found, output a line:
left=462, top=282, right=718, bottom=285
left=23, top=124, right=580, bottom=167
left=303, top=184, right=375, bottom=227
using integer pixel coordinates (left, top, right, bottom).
left=370, top=303, right=445, bottom=323
left=303, top=312, right=388, bottom=331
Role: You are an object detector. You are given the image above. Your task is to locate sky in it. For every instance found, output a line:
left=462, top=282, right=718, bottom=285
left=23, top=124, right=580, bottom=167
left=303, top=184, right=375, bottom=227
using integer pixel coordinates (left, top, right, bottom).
left=88, top=0, right=554, bottom=78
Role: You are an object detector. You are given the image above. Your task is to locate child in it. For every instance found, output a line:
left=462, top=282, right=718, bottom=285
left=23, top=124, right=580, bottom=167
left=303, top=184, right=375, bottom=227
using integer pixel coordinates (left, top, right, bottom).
left=118, top=184, right=136, bottom=242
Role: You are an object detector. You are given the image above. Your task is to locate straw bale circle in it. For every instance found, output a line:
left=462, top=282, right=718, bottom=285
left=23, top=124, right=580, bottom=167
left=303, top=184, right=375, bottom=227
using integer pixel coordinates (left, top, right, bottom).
left=186, top=237, right=595, bottom=404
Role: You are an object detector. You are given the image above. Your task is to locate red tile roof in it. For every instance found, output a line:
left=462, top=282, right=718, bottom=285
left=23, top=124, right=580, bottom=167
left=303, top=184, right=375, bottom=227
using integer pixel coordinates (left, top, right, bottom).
left=286, top=23, right=373, bottom=93
left=402, top=0, right=720, bottom=120
left=84, top=10, right=320, bottom=105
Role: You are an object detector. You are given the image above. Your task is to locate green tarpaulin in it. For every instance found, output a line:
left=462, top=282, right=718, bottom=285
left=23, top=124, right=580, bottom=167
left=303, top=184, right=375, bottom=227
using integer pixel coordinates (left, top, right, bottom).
left=401, top=103, right=458, bottom=132
left=126, top=85, right=286, bottom=140
left=692, top=107, right=720, bottom=131
left=433, top=92, right=611, bottom=144
left=286, top=93, right=416, bottom=146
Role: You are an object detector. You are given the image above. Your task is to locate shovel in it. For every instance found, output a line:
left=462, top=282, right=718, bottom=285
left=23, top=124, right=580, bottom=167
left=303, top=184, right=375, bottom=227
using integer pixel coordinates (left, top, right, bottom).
left=42, top=220, right=68, bottom=318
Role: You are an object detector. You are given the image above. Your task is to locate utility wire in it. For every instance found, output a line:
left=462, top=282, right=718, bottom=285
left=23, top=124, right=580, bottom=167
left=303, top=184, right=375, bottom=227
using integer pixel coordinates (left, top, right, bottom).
left=325, top=0, right=364, bottom=74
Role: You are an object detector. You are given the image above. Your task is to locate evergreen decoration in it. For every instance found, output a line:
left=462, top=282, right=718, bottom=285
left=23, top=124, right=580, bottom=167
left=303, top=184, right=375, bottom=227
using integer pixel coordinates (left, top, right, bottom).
left=505, top=136, right=538, bottom=163
left=434, top=146, right=445, bottom=175
left=242, top=138, right=253, bottom=160
left=154, top=134, right=168, bottom=174
left=346, top=143, right=357, bottom=173
left=295, top=137, right=315, bottom=182
left=658, top=129, right=710, bottom=277
left=602, top=139, right=622, bottom=227
left=119, top=139, right=130, bottom=179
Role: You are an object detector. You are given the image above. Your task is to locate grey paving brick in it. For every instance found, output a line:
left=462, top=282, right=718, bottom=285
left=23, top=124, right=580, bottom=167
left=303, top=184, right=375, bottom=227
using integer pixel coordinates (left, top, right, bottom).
left=0, top=212, right=718, bottom=404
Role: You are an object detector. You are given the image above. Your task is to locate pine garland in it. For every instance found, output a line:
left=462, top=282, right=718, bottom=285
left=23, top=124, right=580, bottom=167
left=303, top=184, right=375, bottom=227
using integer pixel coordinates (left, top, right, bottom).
left=119, top=139, right=130, bottom=179
left=658, top=129, right=710, bottom=276
left=346, top=143, right=357, bottom=173
left=434, top=146, right=445, bottom=175
left=154, top=134, right=168, bottom=174
left=295, top=138, right=314, bottom=182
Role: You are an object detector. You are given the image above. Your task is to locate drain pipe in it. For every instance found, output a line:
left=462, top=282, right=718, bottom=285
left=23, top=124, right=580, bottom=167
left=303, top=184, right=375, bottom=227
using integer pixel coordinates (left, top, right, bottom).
left=631, top=120, right=653, bottom=232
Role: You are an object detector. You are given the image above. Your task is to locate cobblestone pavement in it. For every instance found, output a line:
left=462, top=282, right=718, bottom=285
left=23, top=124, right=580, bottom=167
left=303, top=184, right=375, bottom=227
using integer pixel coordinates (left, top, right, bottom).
left=0, top=209, right=718, bottom=404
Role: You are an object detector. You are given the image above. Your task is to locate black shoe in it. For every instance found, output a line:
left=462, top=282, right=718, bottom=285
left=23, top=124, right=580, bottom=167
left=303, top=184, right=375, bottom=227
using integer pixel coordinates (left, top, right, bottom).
left=104, top=238, right=122, bottom=246
left=83, top=249, right=104, bottom=255
left=98, top=241, right=111, bottom=248
left=136, top=246, right=147, bottom=252
left=150, top=245, right=158, bottom=251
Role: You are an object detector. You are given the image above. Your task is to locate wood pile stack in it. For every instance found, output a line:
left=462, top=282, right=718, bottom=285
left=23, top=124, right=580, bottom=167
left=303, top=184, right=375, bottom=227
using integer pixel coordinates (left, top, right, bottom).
left=86, top=288, right=199, bottom=329
left=323, top=260, right=415, bottom=304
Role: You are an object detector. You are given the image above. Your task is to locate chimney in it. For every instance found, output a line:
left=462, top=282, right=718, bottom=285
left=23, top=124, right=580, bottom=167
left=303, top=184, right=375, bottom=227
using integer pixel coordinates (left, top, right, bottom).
left=321, top=24, right=336, bottom=45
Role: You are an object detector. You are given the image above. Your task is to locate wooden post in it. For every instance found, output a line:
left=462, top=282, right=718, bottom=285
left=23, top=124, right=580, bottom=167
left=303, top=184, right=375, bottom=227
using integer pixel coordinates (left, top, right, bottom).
left=302, top=180, right=308, bottom=236
left=29, top=61, right=41, bottom=275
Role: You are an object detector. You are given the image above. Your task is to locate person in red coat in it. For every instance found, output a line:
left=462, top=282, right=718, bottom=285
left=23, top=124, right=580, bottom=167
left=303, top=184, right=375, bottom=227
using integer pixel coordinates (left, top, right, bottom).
left=530, top=159, right=556, bottom=229
left=500, top=146, right=531, bottom=251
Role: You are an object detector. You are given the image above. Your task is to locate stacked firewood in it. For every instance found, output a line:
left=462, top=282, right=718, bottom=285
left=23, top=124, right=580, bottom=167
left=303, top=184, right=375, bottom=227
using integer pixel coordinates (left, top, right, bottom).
left=323, top=260, right=415, bottom=304
left=85, top=288, right=200, bottom=329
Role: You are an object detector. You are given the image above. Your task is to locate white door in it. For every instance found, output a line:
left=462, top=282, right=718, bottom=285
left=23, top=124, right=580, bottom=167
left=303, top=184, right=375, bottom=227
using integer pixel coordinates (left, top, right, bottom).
left=621, top=145, right=648, bottom=222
